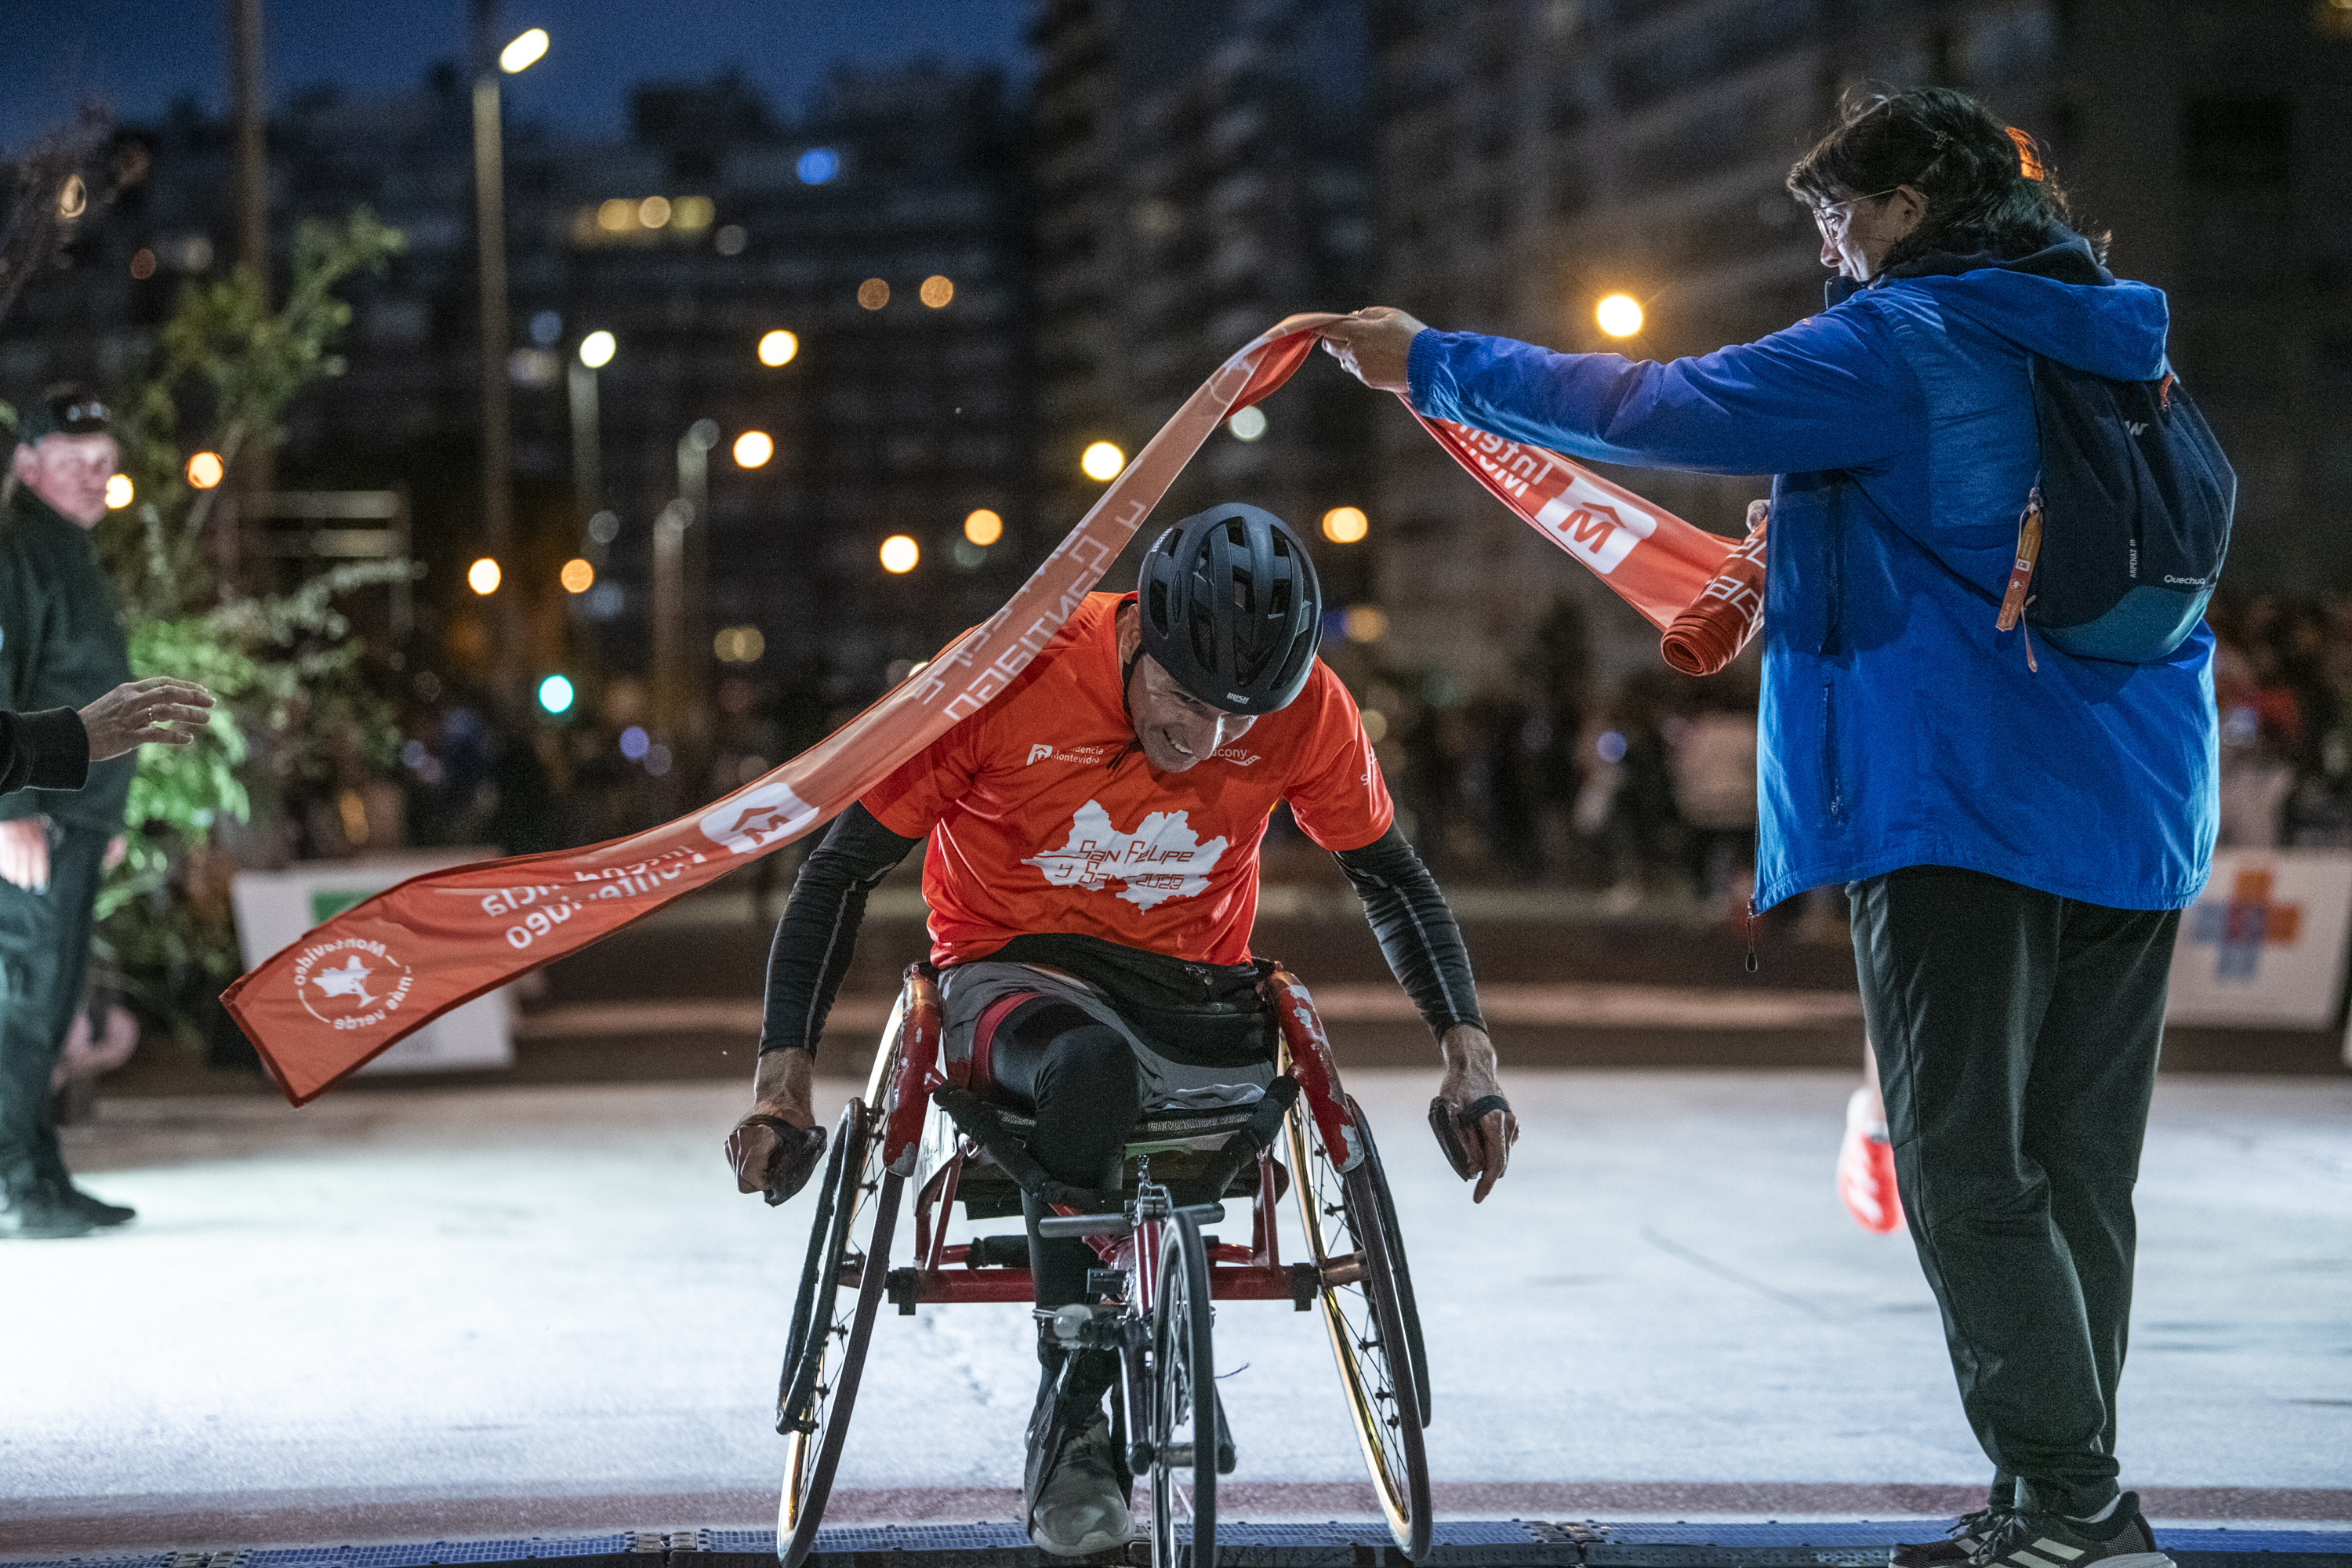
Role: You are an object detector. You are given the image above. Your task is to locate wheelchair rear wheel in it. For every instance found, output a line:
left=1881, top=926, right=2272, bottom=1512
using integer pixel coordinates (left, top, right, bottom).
left=1149, top=1210, right=1218, bottom=1568
left=1287, top=1099, right=1432, bottom=1560
left=777, top=1096, right=902, bottom=1568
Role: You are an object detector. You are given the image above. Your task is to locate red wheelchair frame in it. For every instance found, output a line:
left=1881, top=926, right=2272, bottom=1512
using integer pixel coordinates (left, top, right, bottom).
left=772, top=962, right=1433, bottom=1568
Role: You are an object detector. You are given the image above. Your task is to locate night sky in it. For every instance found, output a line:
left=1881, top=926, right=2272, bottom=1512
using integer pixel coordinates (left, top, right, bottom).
left=0, top=0, right=1030, bottom=149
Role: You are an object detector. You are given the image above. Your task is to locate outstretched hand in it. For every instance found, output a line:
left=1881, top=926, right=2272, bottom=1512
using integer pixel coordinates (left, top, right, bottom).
left=728, top=1047, right=829, bottom=1205
left=1434, top=1022, right=1519, bottom=1203
left=1317, top=307, right=1432, bottom=396
left=80, top=677, right=216, bottom=762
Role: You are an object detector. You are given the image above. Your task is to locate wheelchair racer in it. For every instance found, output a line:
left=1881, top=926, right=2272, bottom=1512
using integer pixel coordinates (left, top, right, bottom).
left=728, top=502, right=1516, bottom=1556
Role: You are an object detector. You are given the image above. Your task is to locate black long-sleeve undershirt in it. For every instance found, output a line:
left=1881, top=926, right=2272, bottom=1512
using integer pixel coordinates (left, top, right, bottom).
left=757, top=808, right=1485, bottom=1058
left=0, top=707, right=88, bottom=797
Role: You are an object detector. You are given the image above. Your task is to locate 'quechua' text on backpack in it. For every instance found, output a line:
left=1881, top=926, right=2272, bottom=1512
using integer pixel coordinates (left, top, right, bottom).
left=1995, top=358, right=2236, bottom=663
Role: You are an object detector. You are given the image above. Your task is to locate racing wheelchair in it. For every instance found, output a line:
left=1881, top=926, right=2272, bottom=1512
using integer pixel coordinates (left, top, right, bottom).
left=772, top=963, right=1432, bottom=1568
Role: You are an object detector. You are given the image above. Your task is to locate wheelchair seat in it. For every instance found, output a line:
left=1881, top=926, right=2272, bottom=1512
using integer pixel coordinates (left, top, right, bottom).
left=918, top=1097, right=1289, bottom=1221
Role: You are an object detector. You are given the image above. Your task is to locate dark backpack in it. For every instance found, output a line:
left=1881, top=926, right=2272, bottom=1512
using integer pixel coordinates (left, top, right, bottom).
left=1996, top=358, right=2236, bottom=663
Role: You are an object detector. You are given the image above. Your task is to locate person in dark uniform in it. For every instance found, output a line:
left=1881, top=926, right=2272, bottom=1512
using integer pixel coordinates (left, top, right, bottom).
left=0, top=384, right=210, bottom=1240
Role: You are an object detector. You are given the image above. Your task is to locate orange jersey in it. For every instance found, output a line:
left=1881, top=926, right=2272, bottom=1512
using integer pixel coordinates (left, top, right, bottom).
left=863, top=593, right=1392, bottom=968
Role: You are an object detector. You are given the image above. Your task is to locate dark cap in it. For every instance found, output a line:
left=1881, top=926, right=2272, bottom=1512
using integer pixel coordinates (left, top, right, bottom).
left=10, top=383, right=113, bottom=443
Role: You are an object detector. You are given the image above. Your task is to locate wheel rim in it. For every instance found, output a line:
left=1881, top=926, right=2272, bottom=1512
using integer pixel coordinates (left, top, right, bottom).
left=1286, top=1110, right=1427, bottom=1554
left=1345, top=1096, right=1432, bottom=1429
left=1151, top=1214, right=1215, bottom=1568
left=779, top=1100, right=896, bottom=1556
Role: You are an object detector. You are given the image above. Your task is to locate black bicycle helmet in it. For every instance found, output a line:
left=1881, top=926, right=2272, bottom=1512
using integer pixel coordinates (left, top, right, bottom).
left=1136, top=502, right=1323, bottom=716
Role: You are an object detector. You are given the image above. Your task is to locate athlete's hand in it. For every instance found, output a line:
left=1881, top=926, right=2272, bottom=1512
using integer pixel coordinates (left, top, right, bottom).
left=1435, top=1023, right=1518, bottom=1203
left=0, top=816, right=50, bottom=892
left=80, top=677, right=216, bottom=762
left=1317, top=307, right=1431, bottom=396
left=728, top=1047, right=828, bottom=1206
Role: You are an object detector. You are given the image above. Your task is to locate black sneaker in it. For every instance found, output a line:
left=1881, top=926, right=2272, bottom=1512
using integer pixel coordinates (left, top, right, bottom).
left=1969, top=1494, right=2172, bottom=1568
left=59, top=1183, right=136, bottom=1228
left=1893, top=1506, right=2010, bottom=1568
left=0, top=1175, right=98, bottom=1240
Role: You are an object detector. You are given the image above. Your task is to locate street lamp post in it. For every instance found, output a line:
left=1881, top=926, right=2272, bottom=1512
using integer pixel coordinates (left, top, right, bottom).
left=653, top=418, right=720, bottom=746
left=470, top=2, right=545, bottom=699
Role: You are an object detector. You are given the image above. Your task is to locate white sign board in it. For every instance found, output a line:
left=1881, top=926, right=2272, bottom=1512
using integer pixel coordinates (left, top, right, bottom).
left=230, top=852, right=514, bottom=1074
left=2165, top=849, right=2352, bottom=1031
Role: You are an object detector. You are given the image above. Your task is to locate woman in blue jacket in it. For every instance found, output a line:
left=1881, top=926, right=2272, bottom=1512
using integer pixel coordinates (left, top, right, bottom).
left=1323, top=87, right=2211, bottom=1568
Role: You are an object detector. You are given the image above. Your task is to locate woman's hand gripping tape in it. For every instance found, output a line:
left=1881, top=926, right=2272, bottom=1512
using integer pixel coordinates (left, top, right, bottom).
left=1661, top=499, right=1770, bottom=677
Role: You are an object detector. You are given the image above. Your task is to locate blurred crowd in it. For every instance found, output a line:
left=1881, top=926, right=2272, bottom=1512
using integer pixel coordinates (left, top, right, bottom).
left=289, top=590, right=2343, bottom=921
left=2208, top=593, right=2352, bottom=850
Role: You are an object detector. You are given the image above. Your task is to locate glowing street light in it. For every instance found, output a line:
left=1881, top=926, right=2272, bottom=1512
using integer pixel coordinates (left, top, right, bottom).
left=919, top=275, right=955, bottom=308
left=858, top=278, right=891, bottom=310
left=1228, top=406, right=1268, bottom=441
left=1596, top=293, right=1644, bottom=337
left=536, top=673, right=575, bottom=715
left=1321, top=506, right=1369, bottom=544
left=757, top=329, right=798, bottom=366
left=185, top=451, right=224, bottom=489
left=560, top=557, right=595, bottom=593
left=964, top=508, right=1004, bottom=546
left=880, top=535, right=920, bottom=574
left=499, top=27, right=549, bottom=74
left=733, top=430, right=774, bottom=469
left=579, top=329, right=615, bottom=368
left=104, top=474, right=133, bottom=510
left=1080, top=441, right=1125, bottom=481
left=468, top=557, right=503, bottom=595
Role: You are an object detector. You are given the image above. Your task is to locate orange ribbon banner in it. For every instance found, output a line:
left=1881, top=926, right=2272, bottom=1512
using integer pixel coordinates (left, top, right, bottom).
left=224, top=314, right=1747, bottom=1104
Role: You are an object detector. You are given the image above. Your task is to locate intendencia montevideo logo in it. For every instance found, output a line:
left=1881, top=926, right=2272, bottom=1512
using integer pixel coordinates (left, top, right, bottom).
left=291, top=936, right=414, bottom=1031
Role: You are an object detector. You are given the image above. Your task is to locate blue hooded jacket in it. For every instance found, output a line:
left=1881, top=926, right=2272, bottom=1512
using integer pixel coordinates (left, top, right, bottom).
left=1407, top=233, right=2217, bottom=913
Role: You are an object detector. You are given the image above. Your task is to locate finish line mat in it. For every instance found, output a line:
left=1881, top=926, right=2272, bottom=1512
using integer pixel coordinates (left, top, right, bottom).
left=9, top=1521, right=2349, bottom=1568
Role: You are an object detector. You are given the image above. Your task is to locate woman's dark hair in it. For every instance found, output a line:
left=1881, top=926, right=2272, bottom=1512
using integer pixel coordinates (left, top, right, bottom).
left=1788, top=85, right=2106, bottom=270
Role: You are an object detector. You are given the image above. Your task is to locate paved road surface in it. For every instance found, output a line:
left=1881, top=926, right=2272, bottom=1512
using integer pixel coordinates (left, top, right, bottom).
left=5, top=1070, right=2347, bottom=1552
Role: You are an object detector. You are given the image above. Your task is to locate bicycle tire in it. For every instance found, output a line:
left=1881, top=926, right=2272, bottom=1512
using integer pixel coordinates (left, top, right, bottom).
left=777, top=1128, right=901, bottom=1568
left=1346, top=1094, right=1432, bottom=1428
left=1287, top=1104, right=1432, bottom=1560
left=777, top=1105, right=859, bottom=1431
left=1149, top=1211, right=1217, bottom=1568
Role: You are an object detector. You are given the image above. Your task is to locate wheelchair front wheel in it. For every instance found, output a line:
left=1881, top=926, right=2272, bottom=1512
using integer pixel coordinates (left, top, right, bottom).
left=1287, top=1099, right=1432, bottom=1561
left=1149, top=1210, right=1218, bottom=1568
left=777, top=1097, right=902, bottom=1568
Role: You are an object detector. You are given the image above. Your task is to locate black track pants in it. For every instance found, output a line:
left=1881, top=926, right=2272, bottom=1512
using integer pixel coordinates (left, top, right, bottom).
left=1850, top=866, right=2179, bottom=1520
left=0, top=826, right=109, bottom=1181
left=989, top=1002, right=1141, bottom=1313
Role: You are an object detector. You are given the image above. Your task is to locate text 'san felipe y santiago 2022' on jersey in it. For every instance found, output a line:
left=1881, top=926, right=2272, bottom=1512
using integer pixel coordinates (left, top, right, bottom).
left=863, top=592, right=1393, bottom=969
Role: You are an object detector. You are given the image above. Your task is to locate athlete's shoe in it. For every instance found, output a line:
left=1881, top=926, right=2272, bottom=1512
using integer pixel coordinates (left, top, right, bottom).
left=1028, top=1408, right=1133, bottom=1556
left=59, top=1183, right=136, bottom=1229
left=1838, top=1086, right=1902, bottom=1234
left=1966, top=1494, right=2172, bottom=1568
left=1891, top=1506, right=2009, bottom=1568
